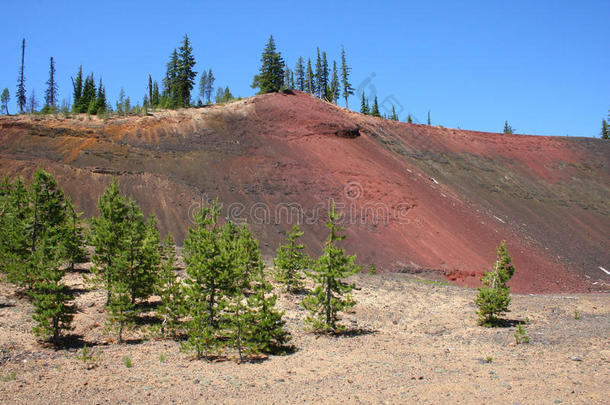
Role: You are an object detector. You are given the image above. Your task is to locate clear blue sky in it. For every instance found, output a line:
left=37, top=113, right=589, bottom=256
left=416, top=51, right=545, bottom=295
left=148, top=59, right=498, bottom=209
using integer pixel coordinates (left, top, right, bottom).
left=1, top=0, right=608, bottom=137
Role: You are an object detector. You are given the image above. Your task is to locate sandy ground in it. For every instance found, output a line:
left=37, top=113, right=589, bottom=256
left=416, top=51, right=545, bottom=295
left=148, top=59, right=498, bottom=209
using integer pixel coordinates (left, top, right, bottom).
left=0, top=270, right=608, bottom=404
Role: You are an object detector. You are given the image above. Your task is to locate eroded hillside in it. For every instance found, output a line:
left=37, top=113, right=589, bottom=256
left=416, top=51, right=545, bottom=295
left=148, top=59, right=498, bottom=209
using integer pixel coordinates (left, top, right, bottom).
left=1, top=91, right=608, bottom=293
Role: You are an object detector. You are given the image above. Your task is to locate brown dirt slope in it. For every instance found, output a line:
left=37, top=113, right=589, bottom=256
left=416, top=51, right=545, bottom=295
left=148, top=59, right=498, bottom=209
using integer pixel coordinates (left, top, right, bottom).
left=0, top=91, right=608, bottom=293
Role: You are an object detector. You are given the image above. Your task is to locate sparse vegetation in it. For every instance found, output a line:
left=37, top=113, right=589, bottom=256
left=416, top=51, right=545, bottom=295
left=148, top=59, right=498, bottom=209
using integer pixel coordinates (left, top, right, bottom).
left=122, top=355, right=132, bottom=368
left=0, top=371, right=17, bottom=382
left=77, top=344, right=101, bottom=370
left=514, top=325, right=530, bottom=344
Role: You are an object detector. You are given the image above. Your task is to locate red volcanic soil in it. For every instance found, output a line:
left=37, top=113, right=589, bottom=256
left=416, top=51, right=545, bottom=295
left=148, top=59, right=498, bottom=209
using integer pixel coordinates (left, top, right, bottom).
left=0, top=91, right=608, bottom=293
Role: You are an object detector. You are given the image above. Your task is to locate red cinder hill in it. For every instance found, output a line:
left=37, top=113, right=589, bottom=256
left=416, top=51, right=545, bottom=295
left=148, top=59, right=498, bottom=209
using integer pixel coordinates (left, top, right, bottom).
left=1, top=91, right=608, bottom=293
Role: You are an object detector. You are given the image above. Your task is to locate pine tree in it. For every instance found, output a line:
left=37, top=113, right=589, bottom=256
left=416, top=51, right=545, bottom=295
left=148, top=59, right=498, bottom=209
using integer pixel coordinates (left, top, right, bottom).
left=215, top=87, right=225, bottom=103
left=225, top=222, right=290, bottom=360
left=163, top=49, right=180, bottom=108
left=27, top=89, right=38, bottom=113
left=205, top=69, right=215, bottom=104
left=314, top=48, right=323, bottom=98
left=328, top=61, right=340, bottom=104
left=252, top=35, right=285, bottom=94
left=321, top=51, right=329, bottom=100
left=222, top=292, right=253, bottom=363
left=360, top=92, right=369, bottom=115
left=0, top=176, right=31, bottom=285
left=30, top=236, right=75, bottom=347
left=62, top=197, right=87, bottom=271
left=81, top=74, right=96, bottom=114
left=176, top=35, right=198, bottom=107
left=17, top=38, right=26, bottom=113
left=157, top=234, right=183, bottom=337
left=95, top=78, right=107, bottom=115
left=503, top=121, right=514, bottom=134
left=390, top=105, right=399, bottom=121
left=181, top=202, right=231, bottom=357
left=427, top=110, right=431, bottom=125
left=224, top=86, right=234, bottom=102
left=89, top=179, right=129, bottom=304
left=123, top=200, right=160, bottom=303
left=370, top=96, right=381, bottom=117
left=71, top=66, right=83, bottom=113
left=147, top=75, right=153, bottom=109
left=340, top=46, right=354, bottom=108
left=106, top=270, right=135, bottom=344
left=407, top=114, right=413, bottom=123
left=44, top=57, right=58, bottom=111
left=273, top=224, right=311, bottom=292
left=30, top=168, right=67, bottom=254
left=306, top=58, right=315, bottom=94
left=116, top=88, right=125, bottom=115
left=474, top=241, right=515, bottom=326
left=283, top=66, right=291, bottom=89
left=302, top=203, right=359, bottom=333
left=151, top=81, right=160, bottom=108
left=246, top=279, right=290, bottom=354
left=199, top=70, right=208, bottom=104
left=1, top=88, right=9, bottom=114
left=295, top=57, right=305, bottom=91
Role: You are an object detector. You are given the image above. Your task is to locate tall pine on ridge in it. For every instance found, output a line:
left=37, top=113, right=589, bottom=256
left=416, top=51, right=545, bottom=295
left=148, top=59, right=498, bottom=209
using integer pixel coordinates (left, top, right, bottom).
left=252, top=35, right=285, bottom=94
left=43, top=57, right=58, bottom=112
left=341, top=46, right=354, bottom=108
left=17, top=38, right=27, bottom=113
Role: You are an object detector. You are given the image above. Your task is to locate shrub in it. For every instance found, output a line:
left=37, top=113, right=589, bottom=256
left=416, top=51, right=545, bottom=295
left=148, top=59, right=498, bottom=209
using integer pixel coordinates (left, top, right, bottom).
left=514, top=325, right=529, bottom=344
left=77, top=344, right=101, bottom=370
left=122, top=355, right=132, bottom=368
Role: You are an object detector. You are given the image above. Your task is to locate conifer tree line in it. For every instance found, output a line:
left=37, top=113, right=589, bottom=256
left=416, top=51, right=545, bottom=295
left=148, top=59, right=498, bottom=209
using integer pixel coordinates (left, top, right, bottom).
left=252, top=35, right=354, bottom=109
left=2, top=35, right=239, bottom=117
left=71, top=66, right=107, bottom=115
left=2, top=37, right=605, bottom=139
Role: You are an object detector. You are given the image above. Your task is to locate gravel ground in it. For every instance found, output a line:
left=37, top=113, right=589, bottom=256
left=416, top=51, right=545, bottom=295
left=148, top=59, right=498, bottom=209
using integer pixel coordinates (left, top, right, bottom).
left=1, top=271, right=608, bottom=404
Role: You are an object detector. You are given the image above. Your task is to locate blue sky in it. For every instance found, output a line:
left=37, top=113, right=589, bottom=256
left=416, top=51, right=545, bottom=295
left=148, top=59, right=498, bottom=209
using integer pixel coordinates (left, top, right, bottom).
left=1, top=0, right=608, bottom=137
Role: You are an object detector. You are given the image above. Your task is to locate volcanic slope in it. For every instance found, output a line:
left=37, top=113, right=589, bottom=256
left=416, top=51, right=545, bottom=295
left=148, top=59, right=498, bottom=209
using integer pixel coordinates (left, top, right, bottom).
left=0, top=91, right=608, bottom=293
